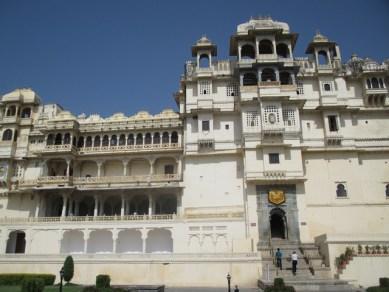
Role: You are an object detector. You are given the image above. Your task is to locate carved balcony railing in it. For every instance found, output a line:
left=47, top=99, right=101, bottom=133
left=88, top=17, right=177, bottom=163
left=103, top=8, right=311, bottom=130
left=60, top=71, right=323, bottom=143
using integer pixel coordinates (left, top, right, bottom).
left=259, top=81, right=281, bottom=87
left=18, top=174, right=181, bottom=188
left=42, top=144, right=77, bottom=153
left=0, top=214, right=175, bottom=225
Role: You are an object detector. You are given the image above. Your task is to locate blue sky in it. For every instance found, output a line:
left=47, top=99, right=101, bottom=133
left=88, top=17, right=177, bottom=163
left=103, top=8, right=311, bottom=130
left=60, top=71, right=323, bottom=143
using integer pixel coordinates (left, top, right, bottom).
left=0, top=0, right=388, bottom=117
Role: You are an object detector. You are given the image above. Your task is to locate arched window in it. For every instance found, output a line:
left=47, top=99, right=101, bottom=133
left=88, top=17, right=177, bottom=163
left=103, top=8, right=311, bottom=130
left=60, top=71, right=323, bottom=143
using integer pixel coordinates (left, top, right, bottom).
left=261, top=68, right=276, bottom=82
left=162, top=132, right=169, bottom=144
left=110, top=135, right=117, bottom=146
left=136, top=133, right=143, bottom=145
left=366, top=79, right=372, bottom=89
left=199, top=54, right=210, bottom=68
left=145, top=133, right=152, bottom=144
left=85, top=136, right=92, bottom=147
left=63, top=133, right=71, bottom=144
left=119, top=134, right=126, bottom=146
left=318, top=51, right=329, bottom=65
left=14, top=130, right=18, bottom=142
left=336, top=184, right=347, bottom=197
left=241, top=44, right=255, bottom=59
left=102, top=135, right=109, bottom=147
left=379, top=78, right=384, bottom=88
left=171, top=131, right=178, bottom=143
left=2, top=129, right=13, bottom=141
left=386, top=184, right=389, bottom=197
left=47, top=134, right=54, bottom=145
left=258, top=39, right=273, bottom=54
left=276, top=43, right=289, bottom=58
left=77, top=136, right=85, bottom=148
left=127, top=134, right=134, bottom=145
left=153, top=133, right=160, bottom=144
left=6, top=106, right=16, bottom=117
left=21, top=108, right=31, bottom=118
left=242, top=73, right=257, bottom=86
left=55, top=133, right=62, bottom=145
left=94, top=136, right=101, bottom=147
left=371, top=78, right=379, bottom=89
left=324, top=83, right=331, bottom=91
left=280, top=72, right=292, bottom=85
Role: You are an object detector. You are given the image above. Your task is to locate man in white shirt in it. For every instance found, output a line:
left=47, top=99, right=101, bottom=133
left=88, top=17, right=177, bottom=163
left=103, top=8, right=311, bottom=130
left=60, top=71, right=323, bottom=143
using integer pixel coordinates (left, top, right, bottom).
left=291, top=251, right=298, bottom=275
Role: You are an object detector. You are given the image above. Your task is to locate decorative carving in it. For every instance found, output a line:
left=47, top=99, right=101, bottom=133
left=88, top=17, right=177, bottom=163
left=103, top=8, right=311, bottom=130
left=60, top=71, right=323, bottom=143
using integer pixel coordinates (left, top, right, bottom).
left=268, top=190, right=285, bottom=205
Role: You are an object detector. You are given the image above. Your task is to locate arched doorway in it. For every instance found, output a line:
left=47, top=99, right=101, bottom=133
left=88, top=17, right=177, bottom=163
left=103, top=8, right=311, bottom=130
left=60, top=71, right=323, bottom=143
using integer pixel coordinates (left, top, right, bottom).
left=6, top=230, right=26, bottom=253
left=270, top=208, right=287, bottom=239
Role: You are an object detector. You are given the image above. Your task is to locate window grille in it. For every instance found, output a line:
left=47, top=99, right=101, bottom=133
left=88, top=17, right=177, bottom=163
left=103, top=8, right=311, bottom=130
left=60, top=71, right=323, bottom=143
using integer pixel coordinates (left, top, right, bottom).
left=226, top=82, right=239, bottom=96
left=296, top=81, right=304, bottom=95
left=264, top=105, right=280, bottom=124
left=282, top=108, right=296, bottom=126
left=269, top=153, right=280, bottom=164
left=199, top=80, right=211, bottom=95
left=245, top=111, right=260, bottom=127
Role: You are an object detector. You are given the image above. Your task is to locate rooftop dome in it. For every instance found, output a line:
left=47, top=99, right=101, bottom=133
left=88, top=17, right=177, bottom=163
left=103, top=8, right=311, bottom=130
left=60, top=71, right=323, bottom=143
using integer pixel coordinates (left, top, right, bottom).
left=312, top=31, right=329, bottom=43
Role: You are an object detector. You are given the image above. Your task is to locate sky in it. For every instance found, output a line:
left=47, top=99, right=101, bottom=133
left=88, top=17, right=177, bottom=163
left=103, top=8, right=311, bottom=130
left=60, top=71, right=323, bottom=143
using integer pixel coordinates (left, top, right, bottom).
left=0, top=0, right=388, bottom=117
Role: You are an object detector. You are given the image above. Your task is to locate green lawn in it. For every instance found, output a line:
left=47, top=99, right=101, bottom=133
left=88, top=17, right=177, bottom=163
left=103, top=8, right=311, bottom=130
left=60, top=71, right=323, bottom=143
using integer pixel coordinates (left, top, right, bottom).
left=0, top=286, right=83, bottom=292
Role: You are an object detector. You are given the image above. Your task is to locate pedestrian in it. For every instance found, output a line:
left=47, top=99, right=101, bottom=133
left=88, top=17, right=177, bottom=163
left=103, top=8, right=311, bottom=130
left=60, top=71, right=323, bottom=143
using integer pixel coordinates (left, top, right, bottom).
left=291, top=251, right=298, bottom=275
left=275, top=248, right=283, bottom=270
left=234, top=285, right=239, bottom=292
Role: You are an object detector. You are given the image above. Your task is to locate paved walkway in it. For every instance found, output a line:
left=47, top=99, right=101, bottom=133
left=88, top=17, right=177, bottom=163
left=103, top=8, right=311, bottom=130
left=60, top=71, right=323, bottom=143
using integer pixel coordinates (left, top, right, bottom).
left=166, top=287, right=259, bottom=292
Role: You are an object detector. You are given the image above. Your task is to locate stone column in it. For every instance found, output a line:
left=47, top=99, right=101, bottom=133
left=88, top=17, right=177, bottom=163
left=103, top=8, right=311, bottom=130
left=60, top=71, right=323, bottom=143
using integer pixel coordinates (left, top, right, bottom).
left=93, top=196, right=99, bottom=217
left=112, top=230, right=118, bottom=254
left=177, top=158, right=182, bottom=179
left=141, top=229, right=148, bottom=253
left=83, top=230, right=90, bottom=254
left=61, top=195, right=68, bottom=217
left=34, top=194, right=41, bottom=218
left=148, top=194, right=153, bottom=216
left=176, top=192, right=182, bottom=217
left=65, top=159, right=71, bottom=177
left=99, top=197, right=104, bottom=216
left=75, top=200, right=80, bottom=216
left=120, top=194, right=125, bottom=217
left=97, top=161, right=104, bottom=177
left=149, top=159, right=155, bottom=176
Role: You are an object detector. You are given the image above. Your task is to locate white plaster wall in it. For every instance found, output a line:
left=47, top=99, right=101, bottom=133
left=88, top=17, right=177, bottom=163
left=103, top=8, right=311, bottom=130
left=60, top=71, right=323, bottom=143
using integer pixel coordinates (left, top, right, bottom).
left=182, top=155, right=244, bottom=208
left=340, top=256, right=389, bottom=288
left=30, top=230, right=59, bottom=254
left=79, top=161, right=97, bottom=177
left=154, top=158, right=176, bottom=175
left=104, top=160, right=123, bottom=176
left=2, top=194, right=35, bottom=218
left=129, top=159, right=149, bottom=176
left=117, top=229, right=142, bottom=253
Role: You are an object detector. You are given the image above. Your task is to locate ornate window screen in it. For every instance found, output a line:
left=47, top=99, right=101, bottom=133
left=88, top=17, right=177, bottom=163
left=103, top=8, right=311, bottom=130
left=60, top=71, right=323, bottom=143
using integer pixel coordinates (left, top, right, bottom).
left=199, top=80, right=211, bottom=95
left=226, top=82, right=239, bottom=96
left=263, top=105, right=280, bottom=124
left=245, top=111, right=260, bottom=128
left=282, top=108, right=296, bottom=126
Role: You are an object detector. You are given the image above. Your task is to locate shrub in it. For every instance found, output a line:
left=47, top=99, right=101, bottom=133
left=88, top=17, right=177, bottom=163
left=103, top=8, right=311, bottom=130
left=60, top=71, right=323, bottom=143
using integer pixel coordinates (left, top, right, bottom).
left=380, top=278, right=389, bottom=288
left=96, top=274, right=111, bottom=289
left=21, top=278, right=45, bottom=292
left=264, top=277, right=295, bottom=292
left=82, top=286, right=98, bottom=292
left=63, top=255, right=74, bottom=283
left=0, top=274, right=55, bottom=286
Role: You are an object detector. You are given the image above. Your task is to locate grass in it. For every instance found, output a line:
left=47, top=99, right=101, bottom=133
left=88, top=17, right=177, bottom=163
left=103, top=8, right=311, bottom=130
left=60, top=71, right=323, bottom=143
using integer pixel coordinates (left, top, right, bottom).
left=0, top=285, right=83, bottom=292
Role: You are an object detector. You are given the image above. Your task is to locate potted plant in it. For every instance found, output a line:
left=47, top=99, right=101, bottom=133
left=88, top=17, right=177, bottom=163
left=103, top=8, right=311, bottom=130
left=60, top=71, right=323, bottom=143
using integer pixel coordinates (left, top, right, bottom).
left=365, top=245, right=370, bottom=254
left=383, top=245, right=388, bottom=254
left=338, top=254, right=346, bottom=269
left=358, top=244, right=362, bottom=254
left=345, top=247, right=353, bottom=261
left=376, top=245, right=381, bottom=254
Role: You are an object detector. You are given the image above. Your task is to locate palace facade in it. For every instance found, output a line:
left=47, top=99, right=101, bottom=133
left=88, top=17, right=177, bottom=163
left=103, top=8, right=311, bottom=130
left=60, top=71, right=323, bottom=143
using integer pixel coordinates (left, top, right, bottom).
left=0, top=17, right=388, bottom=288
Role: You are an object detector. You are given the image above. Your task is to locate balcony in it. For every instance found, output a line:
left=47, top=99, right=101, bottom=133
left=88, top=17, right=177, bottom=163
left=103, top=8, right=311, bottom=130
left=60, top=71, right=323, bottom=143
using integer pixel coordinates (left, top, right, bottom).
left=18, top=174, right=181, bottom=189
left=79, top=143, right=181, bottom=155
left=317, top=64, right=333, bottom=73
left=1, top=116, right=19, bottom=124
left=41, top=144, right=78, bottom=154
left=261, top=124, right=284, bottom=137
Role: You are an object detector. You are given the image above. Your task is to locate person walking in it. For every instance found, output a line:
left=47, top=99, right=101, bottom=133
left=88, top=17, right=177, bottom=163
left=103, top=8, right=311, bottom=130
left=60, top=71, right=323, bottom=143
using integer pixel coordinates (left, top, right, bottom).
left=275, top=248, right=283, bottom=270
left=234, top=285, right=240, bottom=292
left=291, top=251, right=298, bottom=275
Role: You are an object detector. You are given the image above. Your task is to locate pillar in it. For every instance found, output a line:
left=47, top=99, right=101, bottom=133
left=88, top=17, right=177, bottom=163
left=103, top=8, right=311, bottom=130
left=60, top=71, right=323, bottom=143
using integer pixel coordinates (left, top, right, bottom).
left=149, top=159, right=155, bottom=176
left=83, top=230, right=90, bottom=254
left=93, top=196, right=99, bottom=217
left=97, top=161, right=104, bottom=177
left=148, top=194, right=153, bottom=216
left=65, top=159, right=71, bottom=177
left=61, top=195, right=68, bottom=217
left=176, top=192, right=182, bottom=217
left=112, top=230, right=118, bottom=254
left=34, top=194, right=41, bottom=218
left=141, top=229, right=148, bottom=253
left=75, top=200, right=80, bottom=216
left=120, top=194, right=125, bottom=217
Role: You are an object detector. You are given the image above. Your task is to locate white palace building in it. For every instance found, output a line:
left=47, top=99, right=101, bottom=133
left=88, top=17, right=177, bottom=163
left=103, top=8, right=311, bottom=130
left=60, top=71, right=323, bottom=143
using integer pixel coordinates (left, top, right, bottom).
left=0, top=17, right=388, bottom=289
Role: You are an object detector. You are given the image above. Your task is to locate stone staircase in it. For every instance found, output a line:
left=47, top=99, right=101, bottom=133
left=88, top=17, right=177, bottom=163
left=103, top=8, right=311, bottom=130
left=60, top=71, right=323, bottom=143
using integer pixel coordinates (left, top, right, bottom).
left=257, top=239, right=361, bottom=291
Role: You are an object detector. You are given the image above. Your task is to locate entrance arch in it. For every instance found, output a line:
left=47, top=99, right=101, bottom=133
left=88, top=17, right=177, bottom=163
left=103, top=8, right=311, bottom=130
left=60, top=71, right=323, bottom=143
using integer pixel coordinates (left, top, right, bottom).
left=270, top=208, right=287, bottom=239
left=6, top=230, right=26, bottom=253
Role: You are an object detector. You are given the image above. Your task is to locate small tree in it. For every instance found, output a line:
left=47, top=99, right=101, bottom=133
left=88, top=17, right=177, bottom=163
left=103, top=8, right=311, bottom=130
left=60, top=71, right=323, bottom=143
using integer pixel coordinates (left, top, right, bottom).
left=63, top=255, right=74, bottom=283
